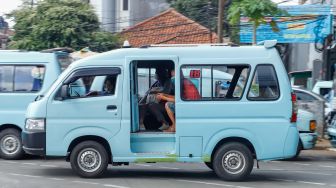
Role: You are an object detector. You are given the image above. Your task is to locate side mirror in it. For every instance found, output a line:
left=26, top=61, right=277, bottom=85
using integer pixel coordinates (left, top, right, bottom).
left=60, top=85, right=69, bottom=100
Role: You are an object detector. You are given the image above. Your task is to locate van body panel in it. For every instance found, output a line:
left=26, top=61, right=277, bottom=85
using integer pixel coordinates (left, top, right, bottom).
left=45, top=66, right=124, bottom=156
left=0, top=52, right=62, bottom=131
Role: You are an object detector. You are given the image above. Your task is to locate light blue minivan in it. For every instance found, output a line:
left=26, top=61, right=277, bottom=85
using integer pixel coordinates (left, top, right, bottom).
left=22, top=41, right=299, bottom=181
left=0, top=51, right=71, bottom=159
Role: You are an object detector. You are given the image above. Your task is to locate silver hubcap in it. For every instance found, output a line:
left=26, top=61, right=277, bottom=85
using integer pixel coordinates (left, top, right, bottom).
left=77, top=148, right=102, bottom=173
left=1, top=135, right=20, bottom=155
left=222, top=150, right=246, bottom=174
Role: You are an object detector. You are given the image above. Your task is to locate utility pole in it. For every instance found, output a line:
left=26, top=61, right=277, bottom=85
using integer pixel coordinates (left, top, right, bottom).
left=217, top=0, right=225, bottom=43
left=207, top=1, right=213, bottom=43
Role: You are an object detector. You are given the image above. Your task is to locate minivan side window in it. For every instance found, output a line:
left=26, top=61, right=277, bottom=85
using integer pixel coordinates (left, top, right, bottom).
left=0, top=65, right=45, bottom=92
left=181, top=65, right=250, bottom=100
left=248, top=65, right=280, bottom=100
left=66, top=75, right=117, bottom=99
left=0, top=66, right=14, bottom=92
left=15, top=66, right=45, bottom=92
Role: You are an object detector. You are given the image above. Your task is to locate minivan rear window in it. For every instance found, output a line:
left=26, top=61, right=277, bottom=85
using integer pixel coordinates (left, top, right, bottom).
left=0, top=65, right=45, bottom=93
left=247, top=65, right=280, bottom=100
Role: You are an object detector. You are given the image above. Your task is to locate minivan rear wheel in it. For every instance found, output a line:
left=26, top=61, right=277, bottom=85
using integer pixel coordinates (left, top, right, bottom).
left=70, top=141, right=108, bottom=178
left=0, top=128, right=24, bottom=160
left=213, top=142, right=253, bottom=181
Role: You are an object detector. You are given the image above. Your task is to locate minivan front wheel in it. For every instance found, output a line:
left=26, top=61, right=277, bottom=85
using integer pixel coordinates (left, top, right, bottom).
left=0, top=128, right=24, bottom=160
left=70, top=141, right=108, bottom=178
left=213, top=142, right=253, bottom=181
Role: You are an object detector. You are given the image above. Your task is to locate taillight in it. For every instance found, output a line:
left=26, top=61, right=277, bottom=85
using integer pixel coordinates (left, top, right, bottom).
left=309, top=120, right=317, bottom=132
left=291, top=92, right=298, bottom=123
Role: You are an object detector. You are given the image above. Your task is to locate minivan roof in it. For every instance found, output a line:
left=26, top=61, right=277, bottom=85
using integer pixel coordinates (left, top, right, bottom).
left=0, top=51, right=64, bottom=63
left=74, top=45, right=276, bottom=67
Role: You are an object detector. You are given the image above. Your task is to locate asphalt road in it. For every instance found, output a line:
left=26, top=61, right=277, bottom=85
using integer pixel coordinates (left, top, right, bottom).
left=0, top=150, right=336, bottom=188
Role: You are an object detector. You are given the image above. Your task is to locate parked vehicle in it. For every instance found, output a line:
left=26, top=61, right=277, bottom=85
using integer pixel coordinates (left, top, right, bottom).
left=22, top=41, right=299, bottom=181
left=295, top=109, right=317, bottom=158
left=0, top=51, right=71, bottom=159
left=293, top=87, right=329, bottom=116
left=312, top=81, right=336, bottom=124
left=327, top=117, right=336, bottom=147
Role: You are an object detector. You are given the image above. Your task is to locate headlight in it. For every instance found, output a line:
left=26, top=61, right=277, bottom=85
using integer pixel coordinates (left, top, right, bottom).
left=25, top=119, right=45, bottom=132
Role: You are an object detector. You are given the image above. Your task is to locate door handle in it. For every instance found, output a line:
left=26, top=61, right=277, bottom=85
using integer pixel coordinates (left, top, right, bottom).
left=107, top=105, right=117, bottom=110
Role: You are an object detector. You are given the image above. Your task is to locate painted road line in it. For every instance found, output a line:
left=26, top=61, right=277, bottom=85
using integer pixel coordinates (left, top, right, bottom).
left=270, top=178, right=295, bottom=182
left=22, top=174, right=43, bottom=178
left=72, top=180, right=100, bottom=185
left=103, top=184, right=130, bottom=188
left=296, top=181, right=326, bottom=186
left=8, top=173, right=41, bottom=178
left=270, top=178, right=326, bottom=186
left=1, top=161, right=18, bottom=164
left=22, top=162, right=37, bottom=165
left=49, top=178, right=65, bottom=181
left=319, top=165, right=336, bottom=168
left=293, top=162, right=312, bottom=166
left=177, top=179, right=254, bottom=188
left=292, top=171, right=332, bottom=176
left=40, top=164, right=58, bottom=168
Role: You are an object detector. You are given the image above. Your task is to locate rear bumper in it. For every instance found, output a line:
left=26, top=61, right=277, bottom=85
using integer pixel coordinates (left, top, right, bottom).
left=299, top=132, right=318, bottom=150
left=283, top=126, right=300, bottom=158
left=22, top=131, right=46, bottom=156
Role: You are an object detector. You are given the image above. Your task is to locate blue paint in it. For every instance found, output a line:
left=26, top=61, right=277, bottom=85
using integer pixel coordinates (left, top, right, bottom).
left=240, top=5, right=332, bottom=43
left=23, top=44, right=299, bottom=164
left=0, top=51, right=69, bottom=135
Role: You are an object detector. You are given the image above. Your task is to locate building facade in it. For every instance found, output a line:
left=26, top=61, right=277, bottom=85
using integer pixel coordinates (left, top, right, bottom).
left=89, top=0, right=169, bottom=32
left=0, top=16, right=9, bottom=49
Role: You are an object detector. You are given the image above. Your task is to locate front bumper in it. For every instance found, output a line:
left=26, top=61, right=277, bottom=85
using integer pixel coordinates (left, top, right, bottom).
left=299, top=132, right=318, bottom=150
left=22, top=131, right=46, bottom=156
left=328, top=127, right=336, bottom=148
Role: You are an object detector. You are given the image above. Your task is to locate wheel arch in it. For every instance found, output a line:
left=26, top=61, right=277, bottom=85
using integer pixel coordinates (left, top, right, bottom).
left=204, top=129, right=260, bottom=161
left=66, top=135, right=112, bottom=163
left=210, top=137, right=256, bottom=163
left=0, top=124, right=22, bottom=133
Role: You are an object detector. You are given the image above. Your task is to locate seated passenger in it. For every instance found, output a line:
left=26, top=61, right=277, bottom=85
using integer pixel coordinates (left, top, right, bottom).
left=145, top=68, right=173, bottom=130
left=156, top=69, right=175, bottom=132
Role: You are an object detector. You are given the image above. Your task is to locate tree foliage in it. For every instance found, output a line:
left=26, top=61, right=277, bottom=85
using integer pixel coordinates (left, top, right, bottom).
left=169, top=0, right=218, bottom=31
left=169, top=0, right=239, bottom=43
left=228, top=0, right=286, bottom=44
left=8, top=0, right=121, bottom=51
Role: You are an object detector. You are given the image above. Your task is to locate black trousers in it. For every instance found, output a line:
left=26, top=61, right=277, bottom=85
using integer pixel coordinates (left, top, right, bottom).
left=144, top=103, right=170, bottom=130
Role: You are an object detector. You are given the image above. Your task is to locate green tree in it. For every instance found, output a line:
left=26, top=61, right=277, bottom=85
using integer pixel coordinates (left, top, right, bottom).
left=169, top=0, right=240, bottom=43
left=228, top=0, right=285, bottom=45
left=169, top=0, right=218, bottom=32
left=8, top=0, right=120, bottom=51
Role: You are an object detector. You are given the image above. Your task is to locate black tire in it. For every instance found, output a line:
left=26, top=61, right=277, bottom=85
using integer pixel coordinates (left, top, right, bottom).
left=204, top=162, right=213, bottom=170
left=213, top=142, right=254, bottom=181
left=70, top=141, right=109, bottom=178
left=293, top=140, right=303, bottom=159
left=0, top=128, right=24, bottom=160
